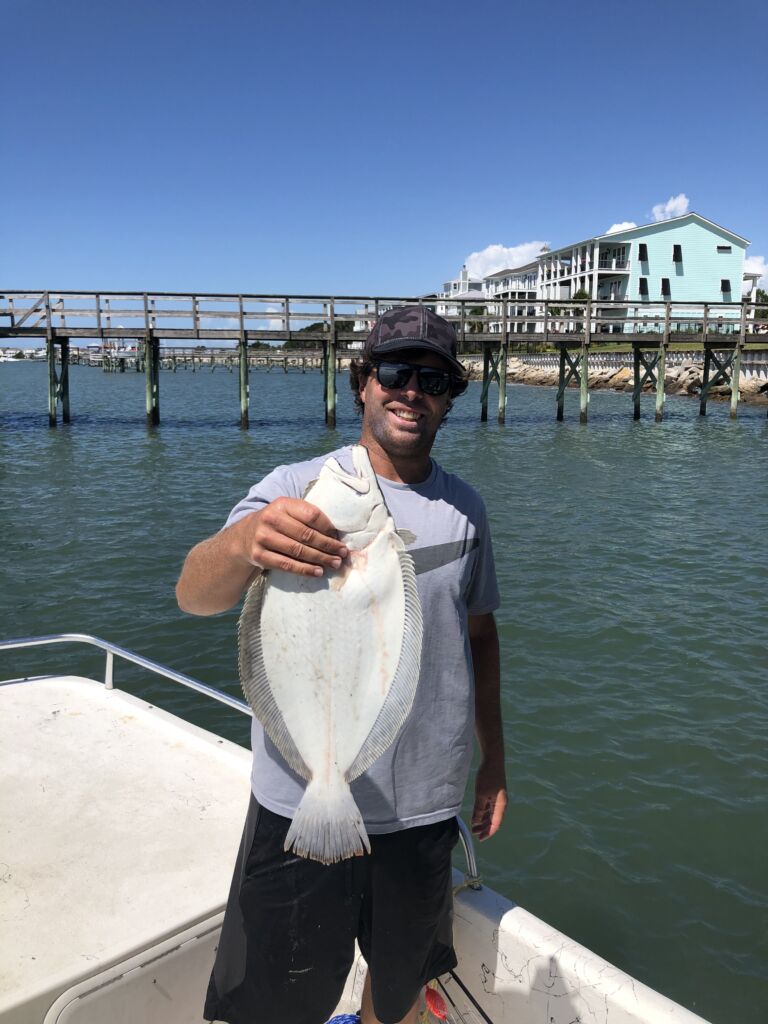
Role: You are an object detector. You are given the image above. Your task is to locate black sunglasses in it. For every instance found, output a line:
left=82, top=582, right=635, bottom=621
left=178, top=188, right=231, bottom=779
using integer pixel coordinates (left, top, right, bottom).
left=373, top=361, right=452, bottom=396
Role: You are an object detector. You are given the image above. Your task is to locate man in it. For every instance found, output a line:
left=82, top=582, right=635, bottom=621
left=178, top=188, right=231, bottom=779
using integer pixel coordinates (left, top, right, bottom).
left=176, top=305, right=507, bottom=1024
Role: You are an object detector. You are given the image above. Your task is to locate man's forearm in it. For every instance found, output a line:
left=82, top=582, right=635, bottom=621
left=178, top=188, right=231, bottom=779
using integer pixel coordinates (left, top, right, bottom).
left=470, top=614, right=505, bottom=764
left=176, top=521, right=260, bottom=616
left=176, top=498, right=351, bottom=617
left=469, top=612, right=507, bottom=839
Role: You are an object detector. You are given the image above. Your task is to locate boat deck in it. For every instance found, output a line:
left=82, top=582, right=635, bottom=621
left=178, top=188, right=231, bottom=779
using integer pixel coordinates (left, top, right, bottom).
left=0, top=674, right=252, bottom=1024
left=1, top=658, right=711, bottom=1024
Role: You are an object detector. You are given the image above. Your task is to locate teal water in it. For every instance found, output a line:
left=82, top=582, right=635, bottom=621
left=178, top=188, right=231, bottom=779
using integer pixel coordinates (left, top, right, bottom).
left=2, top=362, right=766, bottom=1023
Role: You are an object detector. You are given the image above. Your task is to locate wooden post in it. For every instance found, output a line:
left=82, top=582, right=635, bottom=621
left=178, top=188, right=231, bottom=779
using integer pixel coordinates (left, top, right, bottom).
left=557, top=346, right=566, bottom=422
left=580, top=339, right=589, bottom=423
left=633, top=345, right=641, bottom=421
left=730, top=343, right=742, bottom=419
left=145, top=333, right=160, bottom=427
left=47, top=336, right=57, bottom=428
left=238, top=296, right=249, bottom=429
left=325, top=303, right=337, bottom=427
left=144, top=294, right=159, bottom=426
left=656, top=304, right=670, bottom=422
left=699, top=348, right=712, bottom=417
left=498, top=300, right=508, bottom=424
left=481, top=346, right=490, bottom=422
left=60, top=338, right=71, bottom=423
left=580, top=299, right=591, bottom=424
left=731, top=305, right=747, bottom=420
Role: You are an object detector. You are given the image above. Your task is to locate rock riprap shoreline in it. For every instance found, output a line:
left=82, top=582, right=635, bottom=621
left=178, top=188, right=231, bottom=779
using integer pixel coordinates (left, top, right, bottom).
left=466, top=357, right=768, bottom=404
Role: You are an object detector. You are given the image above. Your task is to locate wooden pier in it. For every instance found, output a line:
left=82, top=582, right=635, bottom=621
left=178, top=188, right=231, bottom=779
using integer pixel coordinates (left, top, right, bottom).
left=1, top=291, right=766, bottom=427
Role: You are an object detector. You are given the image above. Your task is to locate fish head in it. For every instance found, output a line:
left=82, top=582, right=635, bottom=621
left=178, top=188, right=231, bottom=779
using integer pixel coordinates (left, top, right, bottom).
left=310, top=453, right=381, bottom=536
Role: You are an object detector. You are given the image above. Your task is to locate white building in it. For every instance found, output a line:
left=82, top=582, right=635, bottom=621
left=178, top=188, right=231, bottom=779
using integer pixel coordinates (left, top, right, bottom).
left=440, top=213, right=758, bottom=335
left=436, top=266, right=485, bottom=319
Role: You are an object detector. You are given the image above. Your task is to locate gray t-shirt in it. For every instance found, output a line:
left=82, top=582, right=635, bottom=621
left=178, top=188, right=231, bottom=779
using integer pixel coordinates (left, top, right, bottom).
left=226, top=446, right=499, bottom=832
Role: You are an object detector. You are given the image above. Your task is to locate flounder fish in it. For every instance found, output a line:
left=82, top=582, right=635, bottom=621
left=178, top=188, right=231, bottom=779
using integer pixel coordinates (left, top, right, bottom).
left=238, top=445, right=423, bottom=864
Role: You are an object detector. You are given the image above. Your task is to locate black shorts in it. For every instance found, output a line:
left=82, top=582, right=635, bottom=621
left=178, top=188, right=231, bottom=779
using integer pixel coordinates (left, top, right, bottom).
left=204, top=795, right=459, bottom=1024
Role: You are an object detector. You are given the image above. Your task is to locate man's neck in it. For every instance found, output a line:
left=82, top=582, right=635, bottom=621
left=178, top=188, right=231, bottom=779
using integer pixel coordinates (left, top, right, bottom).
left=358, top=442, right=433, bottom=485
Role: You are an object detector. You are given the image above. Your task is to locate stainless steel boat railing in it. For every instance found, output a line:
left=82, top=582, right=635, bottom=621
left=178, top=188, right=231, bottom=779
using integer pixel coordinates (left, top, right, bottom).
left=0, top=631, right=482, bottom=889
left=0, top=631, right=252, bottom=714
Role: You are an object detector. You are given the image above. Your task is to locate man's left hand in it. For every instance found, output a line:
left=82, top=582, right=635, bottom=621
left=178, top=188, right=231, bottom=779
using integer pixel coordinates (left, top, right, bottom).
left=470, top=760, right=508, bottom=840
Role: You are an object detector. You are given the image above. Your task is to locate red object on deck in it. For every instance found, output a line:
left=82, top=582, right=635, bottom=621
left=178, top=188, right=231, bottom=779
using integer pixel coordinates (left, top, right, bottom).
left=425, top=986, right=448, bottom=1020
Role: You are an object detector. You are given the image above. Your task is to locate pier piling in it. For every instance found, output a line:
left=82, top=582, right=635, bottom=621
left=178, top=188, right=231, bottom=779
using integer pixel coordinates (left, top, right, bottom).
left=731, top=305, right=748, bottom=420
left=498, top=304, right=509, bottom=425
left=144, top=334, right=160, bottom=427
left=324, top=314, right=337, bottom=428
left=480, top=348, right=490, bottom=422
left=632, top=347, right=660, bottom=421
left=655, top=342, right=667, bottom=422
left=699, top=349, right=712, bottom=417
left=730, top=343, right=742, bottom=420
left=46, top=337, right=57, bottom=428
left=238, top=298, right=250, bottom=429
left=580, top=302, right=591, bottom=424
left=60, top=338, right=71, bottom=423
left=656, top=305, right=671, bottom=422
left=497, top=338, right=508, bottom=425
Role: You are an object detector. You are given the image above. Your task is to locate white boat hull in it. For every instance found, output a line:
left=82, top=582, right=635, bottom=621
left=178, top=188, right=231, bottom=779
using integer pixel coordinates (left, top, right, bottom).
left=0, top=641, right=709, bottom=1024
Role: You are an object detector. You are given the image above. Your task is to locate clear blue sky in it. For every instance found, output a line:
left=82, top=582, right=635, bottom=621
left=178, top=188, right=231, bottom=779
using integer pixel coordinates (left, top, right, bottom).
left=2, top=0, right=766, bottom=296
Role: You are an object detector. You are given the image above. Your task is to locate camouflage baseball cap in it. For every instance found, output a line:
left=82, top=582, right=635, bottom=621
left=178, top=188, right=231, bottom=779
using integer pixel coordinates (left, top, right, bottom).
left=364, top=305, right=465, bottom=375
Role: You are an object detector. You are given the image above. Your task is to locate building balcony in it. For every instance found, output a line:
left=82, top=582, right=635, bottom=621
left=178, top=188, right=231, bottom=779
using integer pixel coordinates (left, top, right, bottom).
left=598, top=258, right=630, bottom=271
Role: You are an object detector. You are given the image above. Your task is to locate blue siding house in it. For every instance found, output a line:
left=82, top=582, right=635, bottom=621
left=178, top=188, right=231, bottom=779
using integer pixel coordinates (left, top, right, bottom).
left=532, top=213, right=752, bottom=331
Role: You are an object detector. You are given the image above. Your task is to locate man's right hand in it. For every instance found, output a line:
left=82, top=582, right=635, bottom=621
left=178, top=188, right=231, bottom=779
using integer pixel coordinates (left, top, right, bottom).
left=236, top=498, right=349, bottom=578
left=176, top=498, right=349, bottom=616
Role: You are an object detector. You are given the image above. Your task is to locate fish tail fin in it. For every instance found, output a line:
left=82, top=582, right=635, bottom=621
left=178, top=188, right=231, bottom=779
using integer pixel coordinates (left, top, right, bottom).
left=284, top=778, right=370, bottom=864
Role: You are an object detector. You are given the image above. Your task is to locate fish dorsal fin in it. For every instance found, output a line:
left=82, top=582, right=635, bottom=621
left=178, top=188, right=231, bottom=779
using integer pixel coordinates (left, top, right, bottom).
left=238, top=575, right=311, bottom=782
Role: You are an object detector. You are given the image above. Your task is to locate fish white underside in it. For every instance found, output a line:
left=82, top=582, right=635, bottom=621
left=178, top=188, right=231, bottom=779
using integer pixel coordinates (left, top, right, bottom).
left=238, top=446, right=423, bottom=863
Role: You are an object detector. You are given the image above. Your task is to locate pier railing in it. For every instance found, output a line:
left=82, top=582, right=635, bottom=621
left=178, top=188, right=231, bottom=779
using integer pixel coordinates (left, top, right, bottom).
left=1, top=291, right=766, bottom=427
left=1, top=291, right=766, bottom=345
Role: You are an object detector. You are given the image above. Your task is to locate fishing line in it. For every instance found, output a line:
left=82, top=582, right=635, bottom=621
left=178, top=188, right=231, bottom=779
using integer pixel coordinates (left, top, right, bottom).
left=442, top=970, right=496, bottom=1024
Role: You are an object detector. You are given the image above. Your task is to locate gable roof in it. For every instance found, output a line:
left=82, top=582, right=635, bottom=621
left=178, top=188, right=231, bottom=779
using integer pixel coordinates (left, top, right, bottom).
left=484, top=260, right=539, bottom=280
left=544, top=212, right=750, bottom=257
left=595, top=212, right=749, bottom=246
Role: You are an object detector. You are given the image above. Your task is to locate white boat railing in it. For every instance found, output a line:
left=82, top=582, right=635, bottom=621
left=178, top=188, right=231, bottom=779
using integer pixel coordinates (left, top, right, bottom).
left=0, top=631, right=482, bottom=888
left=0, top=631, right=252, bottom=714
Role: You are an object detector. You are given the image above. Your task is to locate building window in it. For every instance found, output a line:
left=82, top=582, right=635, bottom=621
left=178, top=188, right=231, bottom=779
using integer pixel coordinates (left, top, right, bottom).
left=717, top=245, right=732, bottom=254
left=721, top=279, right=731, bottom=293
left=661, top=278, right=671, bottom=297
left=673, top=244, right=683, bottom=263
left=639, top=277, right=649, bottom=297
left=638, top=243, right=648, bottom=261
